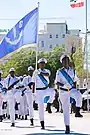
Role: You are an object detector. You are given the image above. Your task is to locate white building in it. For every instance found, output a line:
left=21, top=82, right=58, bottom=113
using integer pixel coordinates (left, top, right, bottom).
left=38, top=23, right=68, bottom=51
left=0, top=25, right=82, bottom=54
left=68, top=29, right=81, bottom=36
left=38, top=23, right=81, bottom=52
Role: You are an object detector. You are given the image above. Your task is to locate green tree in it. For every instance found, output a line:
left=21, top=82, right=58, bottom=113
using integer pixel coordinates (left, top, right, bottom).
left=0, top=45, right=65, bottom=86
left=72, top=47, right=86, bottom=78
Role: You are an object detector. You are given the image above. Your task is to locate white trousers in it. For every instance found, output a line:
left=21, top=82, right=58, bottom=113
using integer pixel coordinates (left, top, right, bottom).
left=25, top=90, right=34, bottom=119
left=7, top=91, right=15, bottom=123
left=0, top=105, right=3, bottom=115
left=14, top=91, right=21, bottom=115
left=60, top=88, right=82, bottom=126
left=14, top=90, right=21, bottom=103
left=20, top=94, right=28, bottom=116
left=0, top=93, right=3, bottom=115
left=36, top=88, right=54, bottom=121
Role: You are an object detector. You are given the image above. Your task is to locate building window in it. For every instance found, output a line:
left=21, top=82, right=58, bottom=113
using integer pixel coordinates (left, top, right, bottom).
left=41, top=41, right=44, bottom=47
left=62, top=34, right=65, bottom=38
left=49, top=45, right=52, bottom=48
left=49, top=34, right=52, bottom=38
left=56, top=34, right=58, bottom=38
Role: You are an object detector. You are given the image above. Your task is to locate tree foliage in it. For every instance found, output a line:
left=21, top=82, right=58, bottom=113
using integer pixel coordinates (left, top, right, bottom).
left=72, top=47, right=86, bottom=78
left=0, top=45, right=65, bottom=86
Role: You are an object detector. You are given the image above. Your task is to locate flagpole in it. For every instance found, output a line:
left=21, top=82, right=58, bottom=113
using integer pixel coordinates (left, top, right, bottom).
left=36, top=2, right=40, bottom=70
left=85, top=0, right=89, bottom=112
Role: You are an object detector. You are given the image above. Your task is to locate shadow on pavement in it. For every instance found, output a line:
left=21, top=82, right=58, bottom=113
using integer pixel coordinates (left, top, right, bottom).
left=24, top=129, right=88, bottom=135
left=16, top=126, right=88, bottom=135
left=3, top=121, right=18, bottom=123
left=24, top=133, right=88, bottom=135
left=16, top=126, right=36, bottom=129
left=16, top=125, right=55, bottom=129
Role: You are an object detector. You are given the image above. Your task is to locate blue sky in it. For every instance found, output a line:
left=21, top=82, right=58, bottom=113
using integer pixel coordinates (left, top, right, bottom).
left=0, top=0, right=90, bottom=32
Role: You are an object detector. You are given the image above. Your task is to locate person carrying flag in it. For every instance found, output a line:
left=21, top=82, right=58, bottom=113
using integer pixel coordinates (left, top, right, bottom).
left=32, top=58, right=54, bottom=129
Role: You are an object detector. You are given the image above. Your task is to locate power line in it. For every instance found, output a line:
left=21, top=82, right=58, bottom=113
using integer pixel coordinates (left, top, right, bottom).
left=0, top=17, right=72, bottom=21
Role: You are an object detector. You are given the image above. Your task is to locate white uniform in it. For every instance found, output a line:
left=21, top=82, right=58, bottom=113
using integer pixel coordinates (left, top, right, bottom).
left=5, top=75, right=19, bottom=123
left=33, top=69, right=54, bottom=121
left=0, top=79, right=6, bottom=116
left=19, top=80, right=28, bottom=116
left=14, top=79, right=22, bottom=116
left=23, top=75, right=34, bottom=119
left=55, top=67, right=82, bottom=126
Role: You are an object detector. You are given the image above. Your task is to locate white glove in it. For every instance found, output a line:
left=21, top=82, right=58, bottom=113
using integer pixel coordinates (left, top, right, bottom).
left=64, top=83, right=71, bottom=89
left=33, top=70, right=39, bottom=76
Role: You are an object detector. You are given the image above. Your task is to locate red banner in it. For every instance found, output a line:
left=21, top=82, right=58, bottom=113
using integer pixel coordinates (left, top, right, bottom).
left=70, top=2, right=84, bottom=8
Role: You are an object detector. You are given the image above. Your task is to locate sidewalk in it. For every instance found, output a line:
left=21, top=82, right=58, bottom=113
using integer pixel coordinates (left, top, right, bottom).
left=0, top=111, right=90, bottom=135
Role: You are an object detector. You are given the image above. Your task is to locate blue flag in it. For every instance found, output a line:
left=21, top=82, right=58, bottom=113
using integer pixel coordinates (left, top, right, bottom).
left=0, top=7, right=38, bottom=58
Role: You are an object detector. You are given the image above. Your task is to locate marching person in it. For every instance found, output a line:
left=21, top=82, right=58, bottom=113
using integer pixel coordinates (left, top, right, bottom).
left=33, top=58, right=54, bottom=129
left=19, top=76, right=28, bottom=120
left=4, top=68, right=20, bottom=127
left=0, top=91, right=3, bottom=122
left=23, top=66, right=35, bottom=126
left=55, top=54, right=83, bottom=134
left=0, top=71, right=5, bottom=122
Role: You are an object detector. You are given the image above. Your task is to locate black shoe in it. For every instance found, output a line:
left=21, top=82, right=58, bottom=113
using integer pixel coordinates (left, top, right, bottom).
left=45, top=108, right=48, bottom=111
left=21, top=116, right=24, bottom=120
left=55, top=110, right=59, bottom=113
left=60, top=109, right=63, bottom=113
left=6, top=113, right=7, bottom=118
left=40, top=121, right=45, bottom=129
left=75, top=113, right=83, bottom=117
left=18, top=115, right=21, bottom=119
left=15, top=114, right=18, bottom=120
left=47, top=103, right=52, bottom=113
left=30, top=118, right=34, bottom=126
left=0, top=116, right=3, bottom=122
left=25, top=115, right=27, bottom=120
left=75, top=107, right=83, bottom=118
left=65, top=125, right=70, bottom=134
left=7, top=115, right=10, bottom=119
left=3, top=114, right=6, bottom=119
left=11, top=123, right=15, bottom=127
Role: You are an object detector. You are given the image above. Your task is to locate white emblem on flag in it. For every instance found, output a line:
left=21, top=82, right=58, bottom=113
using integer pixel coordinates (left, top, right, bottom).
left=5, top=20, right=23, bottom=45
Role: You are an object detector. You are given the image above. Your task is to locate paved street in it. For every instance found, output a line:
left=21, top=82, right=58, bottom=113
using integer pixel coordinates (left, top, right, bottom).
left=0, top=110, right=90, bottom=135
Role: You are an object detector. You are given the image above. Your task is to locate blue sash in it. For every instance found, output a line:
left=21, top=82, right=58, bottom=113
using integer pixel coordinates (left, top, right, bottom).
left=60, top=68, right=74, bottom=87
left=0, top=83, right=7, bottom=93
left=0, top=83, right=3, bottom=89
left=38, top=74, right=48, bottom=87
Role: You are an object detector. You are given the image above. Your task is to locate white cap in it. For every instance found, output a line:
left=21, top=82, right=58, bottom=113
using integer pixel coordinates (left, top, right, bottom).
left=23, top=74, right=27, bottom=77
left=60, top=54, right=71, bottom=63
left=19, top=76, right=23, bottom=79
left=38, top=58, right=47, bottom=64
left=9, top=68, right=15, bottom=72
left=28, top=66, right=34, bottom=71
